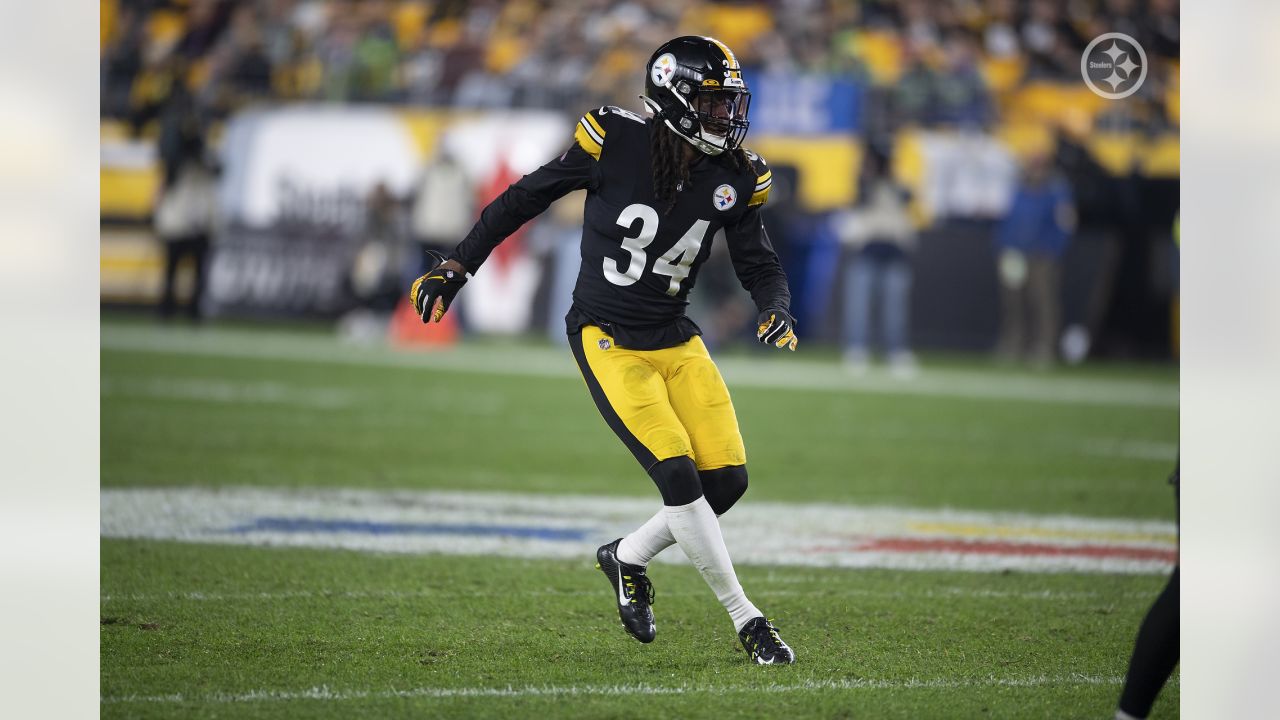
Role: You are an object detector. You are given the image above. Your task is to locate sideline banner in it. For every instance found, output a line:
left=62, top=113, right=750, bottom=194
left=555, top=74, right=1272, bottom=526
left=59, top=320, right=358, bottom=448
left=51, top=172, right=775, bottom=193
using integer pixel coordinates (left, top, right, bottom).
left=209, top=106, right=569, bottom=320
left=210, top=107, right=421, bottom=316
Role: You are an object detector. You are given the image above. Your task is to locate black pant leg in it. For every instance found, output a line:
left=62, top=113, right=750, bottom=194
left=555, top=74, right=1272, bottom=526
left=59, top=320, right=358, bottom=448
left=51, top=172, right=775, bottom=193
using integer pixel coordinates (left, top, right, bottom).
left=1118, top=566, right=1180, bottom=718
left=159, top=239, right=184, bottom=319
left=187, top=235, right=210, bottom=320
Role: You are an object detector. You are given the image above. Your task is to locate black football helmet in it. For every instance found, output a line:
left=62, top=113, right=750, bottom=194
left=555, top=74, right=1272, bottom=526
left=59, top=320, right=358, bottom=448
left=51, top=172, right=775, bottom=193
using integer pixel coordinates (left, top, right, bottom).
left=641, top=36, right=751, bottom=156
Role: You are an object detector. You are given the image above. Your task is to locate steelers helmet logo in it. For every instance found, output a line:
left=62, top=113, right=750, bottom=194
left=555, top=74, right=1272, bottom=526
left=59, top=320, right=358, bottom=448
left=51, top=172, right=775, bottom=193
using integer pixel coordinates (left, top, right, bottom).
left=713, top=184, right=737, bottom=211
left=651, top=53, right=677, bottom=87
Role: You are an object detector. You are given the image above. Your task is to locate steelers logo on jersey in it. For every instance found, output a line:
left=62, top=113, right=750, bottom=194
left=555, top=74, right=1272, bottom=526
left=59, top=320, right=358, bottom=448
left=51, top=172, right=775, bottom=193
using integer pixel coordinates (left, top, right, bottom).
left=713, top=184, right=738, bottom=211
left=651, top=53, right=677, bottom=87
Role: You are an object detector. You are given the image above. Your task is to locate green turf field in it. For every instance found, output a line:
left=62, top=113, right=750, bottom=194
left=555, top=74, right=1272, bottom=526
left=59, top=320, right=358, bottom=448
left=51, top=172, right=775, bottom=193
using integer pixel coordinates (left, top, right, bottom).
left=100, top=318, right=1179, bottom=718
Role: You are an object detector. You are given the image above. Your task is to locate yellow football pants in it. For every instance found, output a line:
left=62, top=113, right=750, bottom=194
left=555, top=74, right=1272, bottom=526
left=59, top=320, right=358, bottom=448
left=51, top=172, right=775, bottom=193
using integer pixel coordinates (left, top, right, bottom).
left=569, top=325, right=746, bottom=471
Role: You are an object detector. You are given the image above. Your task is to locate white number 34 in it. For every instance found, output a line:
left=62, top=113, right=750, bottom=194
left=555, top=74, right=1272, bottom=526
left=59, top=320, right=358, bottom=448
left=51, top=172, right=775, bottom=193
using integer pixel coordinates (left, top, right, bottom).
left=603, top=203, right=710, bottom=296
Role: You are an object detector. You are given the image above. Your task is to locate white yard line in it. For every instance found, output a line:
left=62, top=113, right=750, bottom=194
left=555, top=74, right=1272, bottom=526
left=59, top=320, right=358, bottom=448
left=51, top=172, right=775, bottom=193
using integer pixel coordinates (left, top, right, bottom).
left=101, top=324, right=1178, bottom=408
left=101, top=674, right=1126, bottom=704
left=100, top=585, right=1153, bottom=604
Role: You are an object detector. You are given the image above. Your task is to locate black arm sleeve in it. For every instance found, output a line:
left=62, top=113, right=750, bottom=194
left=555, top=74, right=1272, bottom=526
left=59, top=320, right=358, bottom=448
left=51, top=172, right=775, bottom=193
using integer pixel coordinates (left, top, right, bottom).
left=724, top=205, right=792, bottom=314
left=449, top=144, right=597, bottom=274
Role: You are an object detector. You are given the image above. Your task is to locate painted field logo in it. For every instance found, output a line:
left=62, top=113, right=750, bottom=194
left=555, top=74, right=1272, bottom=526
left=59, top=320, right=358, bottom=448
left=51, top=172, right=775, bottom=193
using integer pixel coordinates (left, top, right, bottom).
left=100, top=487, right=1178, bottom=575
left=1081, top=32, right=1147, bottom=100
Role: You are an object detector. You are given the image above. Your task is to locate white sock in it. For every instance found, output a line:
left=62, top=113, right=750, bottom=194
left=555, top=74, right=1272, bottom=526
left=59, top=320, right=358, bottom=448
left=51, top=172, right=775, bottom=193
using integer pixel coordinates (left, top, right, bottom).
left=617, top=510, right=675, bottom=566
left=618, top=505, right=738, bottom=567
left=1114, top=710, right=1145, bottom=720
left=663, top=496, right=761, bottom=632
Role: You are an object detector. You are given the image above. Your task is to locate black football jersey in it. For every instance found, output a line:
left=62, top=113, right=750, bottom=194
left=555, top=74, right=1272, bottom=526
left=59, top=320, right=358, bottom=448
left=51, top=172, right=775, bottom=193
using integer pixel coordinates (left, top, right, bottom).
left=450, top=106, right=791, bottom=349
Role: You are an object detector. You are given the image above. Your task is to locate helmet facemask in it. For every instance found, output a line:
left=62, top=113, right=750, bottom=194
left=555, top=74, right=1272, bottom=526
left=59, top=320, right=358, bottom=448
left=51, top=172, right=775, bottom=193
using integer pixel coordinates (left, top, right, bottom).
left=642, top=83, right=751, bottom=156
left=693, top=89, right=750, bottom=151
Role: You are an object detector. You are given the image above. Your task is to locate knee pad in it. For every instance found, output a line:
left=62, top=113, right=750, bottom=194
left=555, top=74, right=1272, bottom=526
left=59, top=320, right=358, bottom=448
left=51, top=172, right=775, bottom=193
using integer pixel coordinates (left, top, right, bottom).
left=647, top=456, right=703, bottom=507
left=700, top=465, right=748, bottom=515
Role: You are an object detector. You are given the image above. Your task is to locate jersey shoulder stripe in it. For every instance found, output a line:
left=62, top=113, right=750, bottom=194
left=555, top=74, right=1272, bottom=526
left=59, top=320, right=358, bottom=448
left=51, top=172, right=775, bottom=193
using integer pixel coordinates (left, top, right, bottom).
left=574, top=110, right=607, bottom=160
left=745, top=149, right=771, bottom=206
left=574, top=106, right=648, bottom=161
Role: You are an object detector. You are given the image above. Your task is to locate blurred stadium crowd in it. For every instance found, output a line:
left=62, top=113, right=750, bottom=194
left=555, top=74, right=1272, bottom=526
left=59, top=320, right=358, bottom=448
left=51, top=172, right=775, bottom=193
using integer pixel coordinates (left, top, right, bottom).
left=100, top=0, right=1180, bottom=366
left=102, top=0, right=1178, bottom=131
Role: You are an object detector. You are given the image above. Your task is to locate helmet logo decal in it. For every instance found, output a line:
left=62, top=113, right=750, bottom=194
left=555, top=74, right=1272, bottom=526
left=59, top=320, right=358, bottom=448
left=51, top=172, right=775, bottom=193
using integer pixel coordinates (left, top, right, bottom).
left=651, top=53, right=677, bottom=87
left=713, top=184, right=738, bottom=211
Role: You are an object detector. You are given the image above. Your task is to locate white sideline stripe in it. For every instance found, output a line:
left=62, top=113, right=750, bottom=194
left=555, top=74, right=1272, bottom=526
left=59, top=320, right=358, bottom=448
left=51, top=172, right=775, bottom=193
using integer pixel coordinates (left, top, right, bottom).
left=101, top=377, right=354, bottom=409
left=1083, top=439, right=1180, bottom=462
left=99, top=376, right=509, bottom=416
left=100, top=586, right=1153, bottom=604
left=101, top=674, right=1125, bottom=704
left=101, top=325, right=1178, bottom=408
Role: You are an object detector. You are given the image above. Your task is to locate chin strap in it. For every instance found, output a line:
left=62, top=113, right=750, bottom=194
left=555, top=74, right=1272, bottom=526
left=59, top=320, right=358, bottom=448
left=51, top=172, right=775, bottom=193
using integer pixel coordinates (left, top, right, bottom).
left=639, top=95, right=726, bottom=157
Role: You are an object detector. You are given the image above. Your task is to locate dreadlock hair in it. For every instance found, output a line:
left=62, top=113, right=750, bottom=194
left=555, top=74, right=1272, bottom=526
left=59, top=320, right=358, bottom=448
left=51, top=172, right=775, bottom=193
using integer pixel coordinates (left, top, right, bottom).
left=650, top=120, right=753, bottom=215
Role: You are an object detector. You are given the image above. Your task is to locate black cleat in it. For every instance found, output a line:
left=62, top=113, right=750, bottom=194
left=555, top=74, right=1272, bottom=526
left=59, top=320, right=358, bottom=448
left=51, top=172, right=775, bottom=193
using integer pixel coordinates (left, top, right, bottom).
left=595, top=538, right=656, bottom=643
left=738, top=617, right=796, bottom=665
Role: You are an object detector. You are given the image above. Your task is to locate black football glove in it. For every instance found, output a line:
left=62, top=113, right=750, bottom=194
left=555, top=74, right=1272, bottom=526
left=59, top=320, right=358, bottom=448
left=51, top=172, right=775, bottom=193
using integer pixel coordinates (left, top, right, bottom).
left=756, top=308, right=798, bottom=351
left=409, top=250, right=468, bottom=323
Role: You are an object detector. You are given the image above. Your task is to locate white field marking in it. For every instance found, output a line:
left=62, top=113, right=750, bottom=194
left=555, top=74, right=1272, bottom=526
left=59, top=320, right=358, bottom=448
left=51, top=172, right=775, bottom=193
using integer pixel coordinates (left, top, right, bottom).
left=759, top=576, right=1159, bottom=601
left=100, top=584, right=1153, bottom=604
left=99, top=588, right=595, bottom=603
left=101, top=674, right=1125, bottom=705
left=101, top=377, right=353, bottom=409
left=1082, top=439, right=1180, bottom=462
left=101, top=324, right=1178, bottom=408
left=101, top=487, right=1177, bottom=575
left=101, top=376, right=509, bottom=417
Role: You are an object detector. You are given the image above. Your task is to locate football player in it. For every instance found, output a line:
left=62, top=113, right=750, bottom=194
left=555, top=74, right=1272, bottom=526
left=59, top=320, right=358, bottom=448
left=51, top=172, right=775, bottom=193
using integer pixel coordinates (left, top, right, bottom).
left=1115, top=461, right=1179, bottom=719
left=410, top=36, right=796, bottom=664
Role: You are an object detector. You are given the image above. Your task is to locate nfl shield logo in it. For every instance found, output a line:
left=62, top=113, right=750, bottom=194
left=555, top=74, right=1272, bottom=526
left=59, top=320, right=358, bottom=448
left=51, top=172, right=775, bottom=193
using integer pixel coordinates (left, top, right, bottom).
left=598, top=338, right=611, bottom=350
